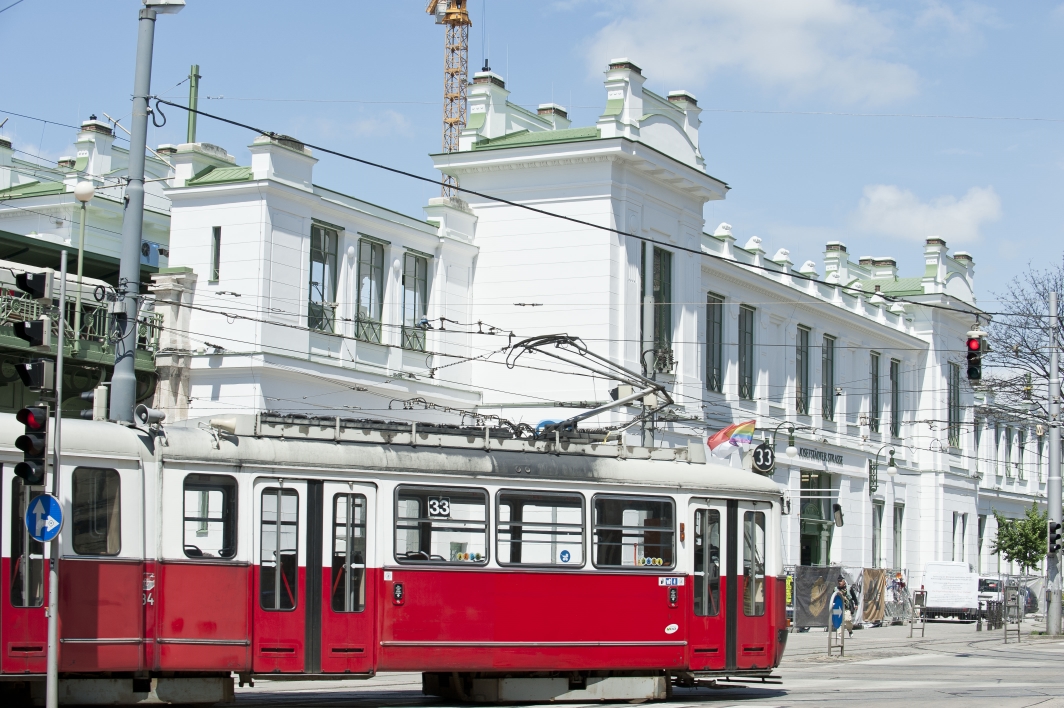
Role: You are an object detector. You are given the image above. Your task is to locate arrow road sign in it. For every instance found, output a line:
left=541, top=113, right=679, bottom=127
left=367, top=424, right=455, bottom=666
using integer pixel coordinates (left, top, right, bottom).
left=25, top=494, right=62, bottom=543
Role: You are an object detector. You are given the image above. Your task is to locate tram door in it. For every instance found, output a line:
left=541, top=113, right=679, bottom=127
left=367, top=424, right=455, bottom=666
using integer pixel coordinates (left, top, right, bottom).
left=687, top=500, right=727, bottom=671
left=734, top=500, right=771, bottom=670
left=252, top=478, right=376, bottom=675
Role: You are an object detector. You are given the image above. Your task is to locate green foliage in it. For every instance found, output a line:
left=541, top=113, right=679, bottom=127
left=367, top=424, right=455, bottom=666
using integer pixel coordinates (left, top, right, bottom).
left=990, top=504, right=1048, bottom=575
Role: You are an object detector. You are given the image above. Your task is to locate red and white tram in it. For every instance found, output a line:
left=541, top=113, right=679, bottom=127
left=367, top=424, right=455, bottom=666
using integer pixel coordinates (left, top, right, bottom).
left=1, top=413, right=786, bottom=704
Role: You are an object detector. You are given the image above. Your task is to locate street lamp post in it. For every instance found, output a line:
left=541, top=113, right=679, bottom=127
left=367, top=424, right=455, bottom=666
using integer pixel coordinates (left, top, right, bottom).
left=869, top=445, right=897, bottom=495
left=110, top=0, right=185, bottom=423
left=72, top=182, right=95, bottom=353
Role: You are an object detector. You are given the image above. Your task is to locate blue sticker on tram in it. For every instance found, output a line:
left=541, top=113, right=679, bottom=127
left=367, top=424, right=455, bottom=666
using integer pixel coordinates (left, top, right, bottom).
left=560, top=550, right=571, bottom=563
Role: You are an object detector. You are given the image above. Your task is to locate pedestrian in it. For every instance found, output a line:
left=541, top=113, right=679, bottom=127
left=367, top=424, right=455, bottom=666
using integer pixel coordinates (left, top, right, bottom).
left=837, top=576, right=857, bottom=637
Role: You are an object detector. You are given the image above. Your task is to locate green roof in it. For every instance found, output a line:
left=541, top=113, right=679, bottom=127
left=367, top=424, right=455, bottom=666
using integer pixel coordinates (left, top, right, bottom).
left=473, top=127, right=601, bottom=150
left=186, top=165, right=253, bottom=186
left=0, top=180, right=67, bottom=199
left=855, top=277, right=924, bottom=296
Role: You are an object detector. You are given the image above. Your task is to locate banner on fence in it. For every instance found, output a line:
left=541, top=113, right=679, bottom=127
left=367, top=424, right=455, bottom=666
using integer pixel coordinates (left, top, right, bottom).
left=863, top=568, right=886, bottom=622
left=795, top=565, right=843, bottom=627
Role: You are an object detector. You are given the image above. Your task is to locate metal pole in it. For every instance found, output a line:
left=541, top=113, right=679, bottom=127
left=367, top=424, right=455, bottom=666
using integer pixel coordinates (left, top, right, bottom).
left=73, top=201, right=86, bottom=353
left=46, top=250, right=68, bottom=708
left=186, top=64, right=200, bottom=144
left=1048, top=291, right=1061, bottom=636
left=110, top=7, right=157, bottom=423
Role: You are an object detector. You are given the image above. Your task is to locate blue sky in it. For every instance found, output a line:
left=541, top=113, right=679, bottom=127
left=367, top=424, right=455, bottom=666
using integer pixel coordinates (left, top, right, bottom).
left=2, top=0, right=1062, bottom=303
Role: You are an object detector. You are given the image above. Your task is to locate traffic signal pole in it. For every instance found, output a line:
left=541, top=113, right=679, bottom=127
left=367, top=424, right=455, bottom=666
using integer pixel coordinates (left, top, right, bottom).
left=1049, top=291, right=1062, bottom=637
left=46, top=250, right=67, bottom=708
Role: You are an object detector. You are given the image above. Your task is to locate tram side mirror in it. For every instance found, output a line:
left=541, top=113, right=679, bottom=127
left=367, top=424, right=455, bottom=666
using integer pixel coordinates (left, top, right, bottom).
left=134, top=404, right=166, bottom=427
left=833, top=503, right=844, bottom=527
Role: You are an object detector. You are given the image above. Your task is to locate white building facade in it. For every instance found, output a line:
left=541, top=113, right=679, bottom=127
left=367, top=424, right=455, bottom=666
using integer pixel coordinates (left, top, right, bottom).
left=155, top=59, right=1046, bottom=585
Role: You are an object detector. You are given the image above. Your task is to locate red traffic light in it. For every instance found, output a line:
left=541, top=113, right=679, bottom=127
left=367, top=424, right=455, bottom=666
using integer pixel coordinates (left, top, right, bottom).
left=16, top=406, right=47, bottom=430
left=966, top=337, right=981, bottom=352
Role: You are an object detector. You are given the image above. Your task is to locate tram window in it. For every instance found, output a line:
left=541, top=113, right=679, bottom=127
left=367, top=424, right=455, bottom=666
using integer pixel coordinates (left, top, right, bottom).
left=497, top=491, right=584, bottom=567
left=743, top=510, right=766, bottom=617
left=592, top=495, right=674, bottom=569
left=331, top=494, right=367, bottom=612
left=693, top=509, right=720, bottom=616
left=182, top=474, right=237, bottom=559
left=71, top=467, right=121, bottom=556
left=260, top=488, right=299, bottom=611
left=395, top=486, right=488, bottom=565
left=10, top=476, right=44, bottom=607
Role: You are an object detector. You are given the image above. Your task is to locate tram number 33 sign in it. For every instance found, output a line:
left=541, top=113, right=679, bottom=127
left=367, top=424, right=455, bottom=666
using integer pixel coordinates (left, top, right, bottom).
left=427, top=497, right=451, bottom=518
left=751, top=442, right=775, bottom=474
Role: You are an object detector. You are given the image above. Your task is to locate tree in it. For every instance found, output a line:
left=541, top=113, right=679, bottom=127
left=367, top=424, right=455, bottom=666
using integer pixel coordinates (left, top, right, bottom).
left=990, top=504, right=1048, bottom=576
left=984, top=259, right=1064, bottom=424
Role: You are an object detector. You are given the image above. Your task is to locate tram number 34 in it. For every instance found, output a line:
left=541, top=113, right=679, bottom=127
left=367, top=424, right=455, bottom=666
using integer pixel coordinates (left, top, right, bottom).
left=142, top=572, right=156, bottom=606
left=427, top=497, right=451, bottom=518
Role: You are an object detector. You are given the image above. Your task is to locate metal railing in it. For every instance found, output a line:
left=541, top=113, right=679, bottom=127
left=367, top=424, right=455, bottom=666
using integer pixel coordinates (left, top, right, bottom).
left=0, top=291, right=162, bottom=352
left=401, top=325, right=426, bottom=352
left=354, top=316, right=382, bottom=345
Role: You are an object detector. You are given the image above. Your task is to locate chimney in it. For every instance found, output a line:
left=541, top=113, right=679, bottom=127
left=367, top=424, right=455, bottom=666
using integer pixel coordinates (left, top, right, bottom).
left=248, top=134, right=317, bottom=190
left=462, top=67, right=511, bottom=147
left=922, top=237, right=948, bottom=293
left=166, top=142, right=236, bottom=188
left=870, top=257, right=898, bottom=280
left=667, top=90, right=702, bottom=154
left=0, top=135, right=12, bottom=191
left=537, top=103, right=571, bottom=130
left=75, top=116, right=115, bottom=177
left=597, top=58, right=645, bottom=140
left=823, top=241, right=850, bottom=285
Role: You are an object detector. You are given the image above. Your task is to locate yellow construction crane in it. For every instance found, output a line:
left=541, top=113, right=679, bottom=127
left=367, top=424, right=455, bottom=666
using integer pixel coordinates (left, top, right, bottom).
left=426, top=0, right=471, bottom=196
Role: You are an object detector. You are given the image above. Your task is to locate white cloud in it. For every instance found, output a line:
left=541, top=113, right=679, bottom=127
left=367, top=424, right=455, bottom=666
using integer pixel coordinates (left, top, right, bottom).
left=853, top=184, right=1001, bottom=243
left=585, top=0, right=919, bottom=106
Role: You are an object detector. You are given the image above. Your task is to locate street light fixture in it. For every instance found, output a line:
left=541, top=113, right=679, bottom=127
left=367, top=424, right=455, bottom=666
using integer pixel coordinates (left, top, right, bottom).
left=869, top=445, right=896, bottom=495
left=72, top=181, right=95, bottom=353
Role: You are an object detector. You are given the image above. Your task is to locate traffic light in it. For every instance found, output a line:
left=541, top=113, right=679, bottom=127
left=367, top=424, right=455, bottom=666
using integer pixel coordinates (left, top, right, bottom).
left=13, top=269, right=54, bottom=350
left=14, top=406, right=48, bottom=486
left=1050, top=521, right=1063, bottom=556
left=965, top=331, right=983, bottom=381
left=14, top=270, right=52, bottom=301
left=15, top=359, right=54, bottom=392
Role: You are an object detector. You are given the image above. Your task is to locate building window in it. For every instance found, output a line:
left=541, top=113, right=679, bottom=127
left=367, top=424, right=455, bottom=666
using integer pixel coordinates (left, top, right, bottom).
left=948, top=362, right=961, bottom=448
left=822, top=335, right=835, bottom=421
left=974, top=421, right=983, bottom=477
left=401, top=252, right=429, bottom=352
left=893, top=504, right=904, bottom=570
left=210, top=226, right=221, bottom=282
left=951, top=512, right=968, bottom=563
left=743, top=511, right=766, bottom=617
left=308, top=224, right=339, bottom=333
left=652, top=248, right=673, bottom=367
left=72, top=468, right=121, bottom=556
left=182, top=474, right=237, bottom=559
left=890, top=359, right=901, bottom=437
left=395, top=486, right=488, bottom=564
left=994, top=422, right=1002, bottom=475
left=738, top=305, right=755, bottom=400
left=260, top=487, right=298, bottom=611
left=872, top=500, right=884, bottom=568
left=977, top=514, right=987, bottom=573
left=10, top=477, right=44, bottom=607
left=869, top=352, right=880, bottom=433
left=706, top=293, right=724, bottom=393
left=331, top=493, right=367, bottom=613
left=497, top=491, right=584, bottom=567
left=693, top=508, right=721, bottom=617
left=592, top=495, right=674, bottom=569
left=1018, top=429, right=1026, bottom=480
left=800, top=471, right=832, bottom=566
left=1038, top=434, right=1045, bottom=482
left=1005, top=426, right=1013, bottom=476
left=356, top=238, right=385, bottom=344
left=796, top=326, right=810, bottom=415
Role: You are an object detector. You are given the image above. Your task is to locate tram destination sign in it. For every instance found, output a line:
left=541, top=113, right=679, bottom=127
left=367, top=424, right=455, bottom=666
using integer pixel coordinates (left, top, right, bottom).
left=798, top=448, right=843, bottom=466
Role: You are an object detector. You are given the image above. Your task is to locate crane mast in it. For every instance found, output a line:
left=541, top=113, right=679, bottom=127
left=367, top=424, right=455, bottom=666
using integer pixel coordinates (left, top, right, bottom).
left=427, top=0, right=471, bottom=197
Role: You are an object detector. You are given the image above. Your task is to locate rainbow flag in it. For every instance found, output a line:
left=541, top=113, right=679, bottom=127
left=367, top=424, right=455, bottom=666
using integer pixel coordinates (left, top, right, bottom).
left=706, top=420, right=756, bottom=458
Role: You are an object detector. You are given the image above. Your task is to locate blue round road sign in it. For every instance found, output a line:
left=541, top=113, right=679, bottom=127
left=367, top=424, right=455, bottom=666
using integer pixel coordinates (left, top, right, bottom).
left=830, top=592, right=844, bottom=630
left=25, top=494, right=62, bottom=543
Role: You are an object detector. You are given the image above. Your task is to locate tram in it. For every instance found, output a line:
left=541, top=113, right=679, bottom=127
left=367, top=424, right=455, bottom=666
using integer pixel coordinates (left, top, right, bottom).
left=1, top=412, right=787, bottom=704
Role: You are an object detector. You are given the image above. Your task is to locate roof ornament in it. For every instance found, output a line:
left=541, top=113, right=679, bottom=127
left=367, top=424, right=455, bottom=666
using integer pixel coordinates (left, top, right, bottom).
left=744, top=235, right=762, bottom=251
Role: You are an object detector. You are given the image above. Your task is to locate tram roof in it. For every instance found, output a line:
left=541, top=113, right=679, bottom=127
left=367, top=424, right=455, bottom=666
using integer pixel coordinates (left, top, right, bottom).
left=0, top=414, right=782, bottom=497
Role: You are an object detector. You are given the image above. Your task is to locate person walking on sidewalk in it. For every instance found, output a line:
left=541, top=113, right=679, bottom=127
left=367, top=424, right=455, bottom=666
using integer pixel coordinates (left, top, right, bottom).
left=837, top=576, right=858, bottom=637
